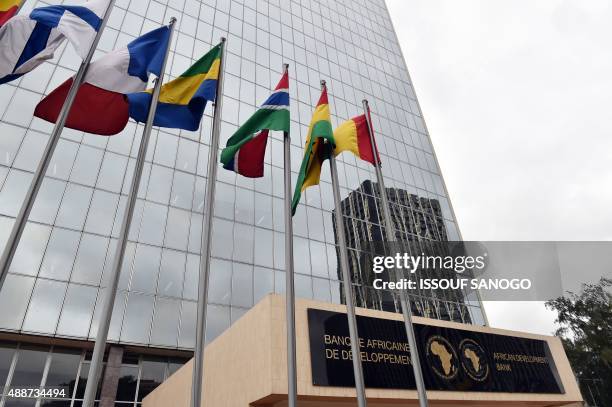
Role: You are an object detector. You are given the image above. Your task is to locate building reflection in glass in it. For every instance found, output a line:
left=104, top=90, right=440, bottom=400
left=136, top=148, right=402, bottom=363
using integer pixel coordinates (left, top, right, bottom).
left=332, top=180, right=476, bottom=324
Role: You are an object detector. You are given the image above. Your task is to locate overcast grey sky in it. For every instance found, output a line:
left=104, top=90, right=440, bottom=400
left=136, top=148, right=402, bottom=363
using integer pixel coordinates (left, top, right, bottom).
left=386, top=0, right=612, bottom=334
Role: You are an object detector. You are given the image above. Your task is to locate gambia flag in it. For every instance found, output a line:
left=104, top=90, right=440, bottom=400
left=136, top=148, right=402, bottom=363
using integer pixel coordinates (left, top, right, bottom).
left=220, top=70, right=289, bottom=178
left=0, top=0, right=22, bottom=27
left=333, top=110, right=380, bottom=166
left=291, top=85, right=335, bottom=215
left=127, top=42, right=222, bottom=131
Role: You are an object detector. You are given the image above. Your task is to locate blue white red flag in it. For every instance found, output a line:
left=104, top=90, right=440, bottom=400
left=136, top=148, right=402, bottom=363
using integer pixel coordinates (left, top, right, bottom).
left=0, top=0, right=110, bottom=84
left=34, top=25, right=171, bottom=136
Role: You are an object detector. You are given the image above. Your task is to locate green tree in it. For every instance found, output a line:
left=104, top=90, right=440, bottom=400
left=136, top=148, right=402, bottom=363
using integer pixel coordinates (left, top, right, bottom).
left=546, top=278, right=612, bottom=406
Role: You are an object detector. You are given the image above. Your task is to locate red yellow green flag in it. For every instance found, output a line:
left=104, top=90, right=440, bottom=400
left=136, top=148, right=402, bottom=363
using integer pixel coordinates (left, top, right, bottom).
left=291, top=85, right=335, bottom=215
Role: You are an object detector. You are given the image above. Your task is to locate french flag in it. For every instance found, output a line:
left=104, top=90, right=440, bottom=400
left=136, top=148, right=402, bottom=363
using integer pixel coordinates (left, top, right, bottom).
left=34, top=25, right=171, bottom=136
left=0, top=0, right=110, bottom=84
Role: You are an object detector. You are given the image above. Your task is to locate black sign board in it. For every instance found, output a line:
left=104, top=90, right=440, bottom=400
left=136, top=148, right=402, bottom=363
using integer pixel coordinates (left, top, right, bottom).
left=308, top=309, right=564, bottom=393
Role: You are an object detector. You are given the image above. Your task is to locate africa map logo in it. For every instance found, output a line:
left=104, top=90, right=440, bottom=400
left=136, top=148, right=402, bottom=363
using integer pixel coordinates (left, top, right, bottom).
left=426, top=335, right=459, bottom=380
left=426, top=335, right=490, bottom=382
left=459, top=338, right=490, bottom=381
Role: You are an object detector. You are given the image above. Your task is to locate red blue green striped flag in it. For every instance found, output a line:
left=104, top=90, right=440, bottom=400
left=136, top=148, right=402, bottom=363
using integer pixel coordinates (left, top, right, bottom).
left=220, top=71, right=290, bottom=178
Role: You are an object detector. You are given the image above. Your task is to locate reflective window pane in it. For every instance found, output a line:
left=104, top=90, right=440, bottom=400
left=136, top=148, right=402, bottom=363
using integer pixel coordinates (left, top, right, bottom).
left=231, top=263, right=253, bottom=308
left=57, top=284, right=97, bottom=337
left=178, top=300, right=196, bottom=349
left=209, top=259, right=231, bottom=305
left=69, top=145, right=104, bottom=187
left=22, top=279, right=67, bottom=334
left=146, top=164, right=173, bottom=204
left=0, top=123, right=25, bottom=167
left=149, top=298, right=180, bottom=347
left=71, top=234, right=109, bottom=286
left=39, top=228, right=81, bottom=281
left=116, top=365, right=138, bottom=402
left=29, top=178, right=65, bottom=224
left=13, top=131, right=46, bottom=172
left=182, top=254, right=199, bottom=301
left=170, top=171, right=194, bottom=210
left=205, top=304, right=230, bottom=343
left=137, top=360, right=166, bottom=401
left=11, top=346, right=48, bottom=387
left=45, top=348, right=81, bottom=391
left=138, top=202, right=167, bottom=246
left=0, top=274, right=35, bottom=330
left=55, top=184, right=94, bottom=230
left=0, top=170, right=32, bottom=217
left=233, top=223, right=253, bottom=263
left=120, top=293, right=154, bottom=344
left=0, top=344, right=16, bottom=387
left=157, top=249, right=185, bottom=298
left=164, top=208, right=190, bottom=251
left=130, top=244, right=161, bottom=294
left=84, top=190, right=119, bottom=236
left=96, top=151, right=128, bottom=193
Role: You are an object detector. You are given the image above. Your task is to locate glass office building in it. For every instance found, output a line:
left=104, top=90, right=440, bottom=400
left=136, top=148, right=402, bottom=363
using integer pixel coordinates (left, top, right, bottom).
left=0, top=0, right=485, bottom=405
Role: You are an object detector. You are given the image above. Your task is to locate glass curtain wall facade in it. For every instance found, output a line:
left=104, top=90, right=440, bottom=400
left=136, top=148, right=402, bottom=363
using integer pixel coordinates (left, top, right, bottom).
left=0, top=0, right=485, bottom=402
left=0, top=342, right=186, bottom=407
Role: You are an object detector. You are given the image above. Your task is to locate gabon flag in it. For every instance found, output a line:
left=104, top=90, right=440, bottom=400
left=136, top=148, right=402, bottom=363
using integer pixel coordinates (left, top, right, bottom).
left=0, top=0, right=22, bottom=27
left=34, top=26, right=171, bottom=135
left=221, top=70, right=290, bottom=178
left=333, top=110, right=380, bottom=166
left=291, top=84, right=335, bottom=215
left=128, top=43, right=221, bottom=131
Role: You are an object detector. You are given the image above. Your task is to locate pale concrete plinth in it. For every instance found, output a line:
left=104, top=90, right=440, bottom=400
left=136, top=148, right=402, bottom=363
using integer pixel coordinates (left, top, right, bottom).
left=143, top=295, right=583, bottom=407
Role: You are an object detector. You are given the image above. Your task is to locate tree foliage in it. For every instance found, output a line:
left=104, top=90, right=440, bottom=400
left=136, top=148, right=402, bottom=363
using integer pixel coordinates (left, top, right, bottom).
left=546, top=278, right=612, bottom=406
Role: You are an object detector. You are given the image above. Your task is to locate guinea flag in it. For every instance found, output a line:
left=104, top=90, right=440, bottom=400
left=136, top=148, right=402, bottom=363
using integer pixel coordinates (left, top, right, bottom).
left=220, top=70, right=290, bottom=178
left=0, top=0, right=22, bottom=27
left=291, top=84, right=335, bottom=215
left=34, top=25, right=171, bottom=136
left=333, top=111, right=380, bottom=166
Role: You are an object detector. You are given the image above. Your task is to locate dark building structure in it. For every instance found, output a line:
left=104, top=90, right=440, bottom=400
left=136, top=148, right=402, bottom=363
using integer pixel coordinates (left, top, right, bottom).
left=333, top=180, right=477, bottom=324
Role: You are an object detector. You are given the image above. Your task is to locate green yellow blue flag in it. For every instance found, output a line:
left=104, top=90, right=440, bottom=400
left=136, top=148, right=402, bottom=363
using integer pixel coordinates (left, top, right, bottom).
left=127, top=42, right=222, bottom=131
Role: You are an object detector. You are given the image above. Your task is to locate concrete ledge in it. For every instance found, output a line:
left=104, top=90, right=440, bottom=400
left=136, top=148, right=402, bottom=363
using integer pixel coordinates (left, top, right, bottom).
left=143, top=294, right=583, bottom=407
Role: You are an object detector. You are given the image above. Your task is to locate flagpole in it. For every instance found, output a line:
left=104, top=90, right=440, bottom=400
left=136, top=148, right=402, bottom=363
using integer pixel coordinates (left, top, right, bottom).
left=362, top=99, right=429, bottom=407
left=0, top=0, right=116, bottom=293
left=281, top=64, right=298, bottom=407
left=191, top=36, right=227, bottom=407
left=80, top=17, right=177, bottom=407
left=325, top=80, right=367, bottom=407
